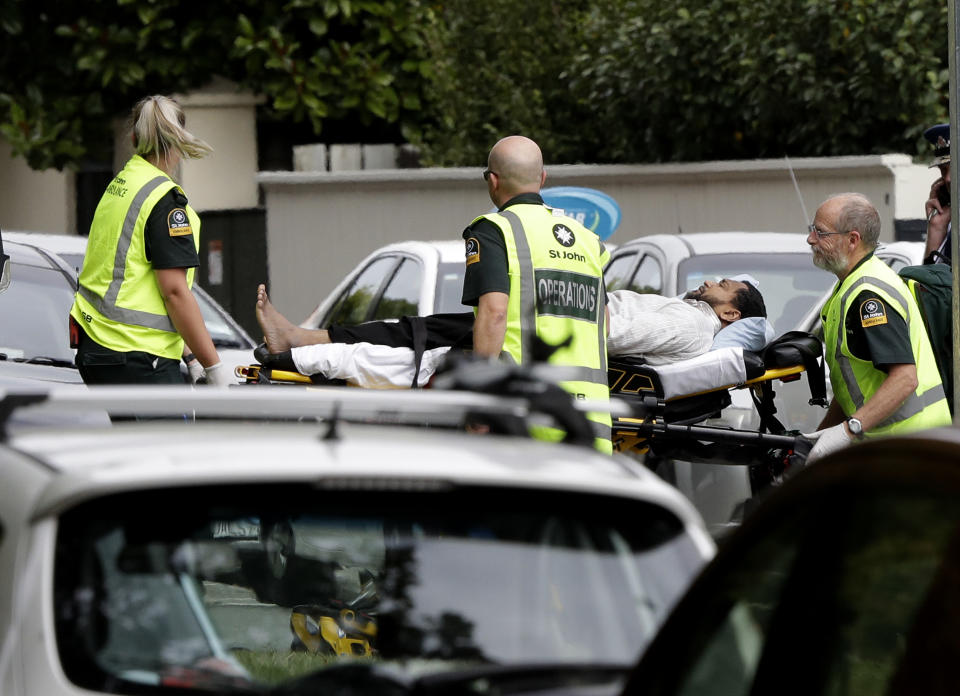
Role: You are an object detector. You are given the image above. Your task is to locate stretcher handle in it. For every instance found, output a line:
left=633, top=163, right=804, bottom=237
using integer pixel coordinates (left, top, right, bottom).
left=650, top=421, right=803, bottom=449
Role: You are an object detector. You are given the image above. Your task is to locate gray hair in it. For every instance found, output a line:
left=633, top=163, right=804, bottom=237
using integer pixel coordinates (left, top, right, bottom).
left=131, top=95, right=213, bottom=161
left=834, top=192, right=881, bottom=249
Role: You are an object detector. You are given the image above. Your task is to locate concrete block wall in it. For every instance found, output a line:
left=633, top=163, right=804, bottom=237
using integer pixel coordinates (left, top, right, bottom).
left=257, top=154, right=939, bottom=323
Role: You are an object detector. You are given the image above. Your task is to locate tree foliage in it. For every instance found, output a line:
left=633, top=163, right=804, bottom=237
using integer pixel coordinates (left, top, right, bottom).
left=411, top=0, right=597, bottom=167
left=414, top=0, right=949, bottom=165
left=564, top=0, right=949, bottom=163
left=0, top=0, right=952, bottom=170
left=0, top=0, right=432, bottom=170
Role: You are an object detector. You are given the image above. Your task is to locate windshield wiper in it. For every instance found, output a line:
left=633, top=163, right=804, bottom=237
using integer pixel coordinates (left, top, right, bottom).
left=18, top=356, right=77, bottom=368
left=271, top=662, right=629, bottom=696
left=213, top=337, right=247, bottom=349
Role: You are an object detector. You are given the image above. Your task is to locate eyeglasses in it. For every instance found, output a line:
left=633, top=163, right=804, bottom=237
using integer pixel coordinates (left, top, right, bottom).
left=807, top=223, right=848, bottom=239
left=482, top=168, right=498, bottom=181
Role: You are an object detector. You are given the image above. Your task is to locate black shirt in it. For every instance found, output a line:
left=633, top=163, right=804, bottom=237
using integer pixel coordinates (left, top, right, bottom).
left=460, top=193, right=544, bottom=306
left=143, top=189, right=201, bottom=270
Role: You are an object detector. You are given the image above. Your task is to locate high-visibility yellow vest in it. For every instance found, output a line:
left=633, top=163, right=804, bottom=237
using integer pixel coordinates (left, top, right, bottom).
left=476, top=202, right=612, bottom=452
left=821, top=254, right=950, bottom=435
left=70, top=155, right=200, bottom=359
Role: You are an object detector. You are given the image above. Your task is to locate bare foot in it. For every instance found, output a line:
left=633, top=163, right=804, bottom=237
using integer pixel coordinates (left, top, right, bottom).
left=256, top=284, right=299, bottom=352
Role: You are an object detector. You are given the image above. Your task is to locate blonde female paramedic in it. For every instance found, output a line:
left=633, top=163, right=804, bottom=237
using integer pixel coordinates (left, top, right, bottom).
left=70, top=94, right=231, bottom=385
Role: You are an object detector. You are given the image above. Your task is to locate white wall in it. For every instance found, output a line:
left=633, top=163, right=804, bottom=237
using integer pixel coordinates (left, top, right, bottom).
left=0, top=140, right=74, bottom=234
left=258, top=154, right=937, bottom=323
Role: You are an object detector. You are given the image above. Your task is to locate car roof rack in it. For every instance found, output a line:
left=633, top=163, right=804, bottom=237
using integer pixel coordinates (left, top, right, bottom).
left=0, top=384, right=633, bottom=447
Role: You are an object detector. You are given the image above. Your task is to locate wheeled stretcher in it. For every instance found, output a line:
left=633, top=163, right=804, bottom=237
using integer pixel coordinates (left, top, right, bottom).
left=608, top=331, right=826, bottom=487
left=237, top=331, right=826, bottom=484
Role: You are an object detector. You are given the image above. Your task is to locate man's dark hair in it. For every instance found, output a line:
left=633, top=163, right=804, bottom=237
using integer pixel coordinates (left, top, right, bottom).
left=733, top=282, right=766, bottom=318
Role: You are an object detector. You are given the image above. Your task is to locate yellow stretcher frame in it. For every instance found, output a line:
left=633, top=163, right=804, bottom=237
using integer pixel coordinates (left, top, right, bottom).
left=610, top=363, right=808, bottom=457
left=236, top=364, right=314, bottom=385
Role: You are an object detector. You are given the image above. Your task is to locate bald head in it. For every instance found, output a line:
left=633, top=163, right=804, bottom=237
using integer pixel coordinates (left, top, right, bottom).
left=487, top=136, right=545, bottom=201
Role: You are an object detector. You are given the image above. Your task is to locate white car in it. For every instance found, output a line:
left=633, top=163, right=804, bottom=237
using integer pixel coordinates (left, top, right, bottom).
left=3, top=231, right=257, bottom=383
left=301, top=240, right=468, bottom=328
left=0, top=385, right=714, bottom=696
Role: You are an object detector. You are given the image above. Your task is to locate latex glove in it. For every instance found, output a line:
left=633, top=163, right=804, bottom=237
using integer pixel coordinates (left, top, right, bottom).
left=185, top=357, right=205, bottom=384
left=202, top=362, right=233, bottom=387
left=801, top=423, right=853, bottom=463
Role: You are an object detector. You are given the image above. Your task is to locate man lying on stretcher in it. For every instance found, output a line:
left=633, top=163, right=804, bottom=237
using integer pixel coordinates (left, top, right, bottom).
left=251, top=278, right=771, bottom=388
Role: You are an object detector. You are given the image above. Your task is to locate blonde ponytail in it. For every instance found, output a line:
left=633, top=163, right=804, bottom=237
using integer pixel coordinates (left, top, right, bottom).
left=131, top=95, right=213, bottom=161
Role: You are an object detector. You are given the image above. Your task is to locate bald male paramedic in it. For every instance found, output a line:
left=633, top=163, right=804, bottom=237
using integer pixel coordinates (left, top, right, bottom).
left=803, top=193, right=951, bottom=463
left=462, top=135, right=612, bottom=452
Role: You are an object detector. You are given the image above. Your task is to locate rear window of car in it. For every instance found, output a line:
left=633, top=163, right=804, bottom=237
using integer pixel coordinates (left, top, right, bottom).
left=54, top=484, right=705, bottom=694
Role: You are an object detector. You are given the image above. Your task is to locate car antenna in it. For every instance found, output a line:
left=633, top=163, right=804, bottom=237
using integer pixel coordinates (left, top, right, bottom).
left=785, top=153, right=811, bottom=225
left=322, top=401, right=341, bottom=441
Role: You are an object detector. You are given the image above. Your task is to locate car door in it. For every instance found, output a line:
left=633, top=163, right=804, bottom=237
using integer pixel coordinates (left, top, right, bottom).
left=621, top=434, right=960, bottom=696
left=323, top=254, right=424, bottom=326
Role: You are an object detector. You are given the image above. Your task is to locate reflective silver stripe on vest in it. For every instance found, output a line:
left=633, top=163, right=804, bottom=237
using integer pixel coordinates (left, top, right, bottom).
left=79, top=176, right=176, bottom=333
left=597, top=278, right=608, bottom=373
left=832, top=274, right=939, bottom=421
left=500, top=210, right=607, bottom=383
left=501, top=210, right=536, bottom=363
left=875, top=383, right=947, bottom=428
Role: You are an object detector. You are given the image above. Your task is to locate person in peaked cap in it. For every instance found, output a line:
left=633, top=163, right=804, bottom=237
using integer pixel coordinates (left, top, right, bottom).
left=923, top=123, right=952, bottom=265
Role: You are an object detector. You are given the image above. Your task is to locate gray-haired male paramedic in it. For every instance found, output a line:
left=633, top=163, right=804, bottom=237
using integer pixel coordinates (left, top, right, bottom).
left=803, top=193, right=950, bottom=463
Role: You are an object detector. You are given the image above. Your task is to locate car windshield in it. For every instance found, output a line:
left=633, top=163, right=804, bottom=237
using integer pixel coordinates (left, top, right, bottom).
left=434, top=261, right=468, bottom=314
left=678, top=253, right=835, bottom=334
left=55, top=485, right=704, bottom=694
left=0, top=259, right=76, bottom=363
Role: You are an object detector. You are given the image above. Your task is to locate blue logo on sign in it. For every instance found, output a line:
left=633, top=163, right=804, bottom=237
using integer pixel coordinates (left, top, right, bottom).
left=541, top=187, right=621, bottom=241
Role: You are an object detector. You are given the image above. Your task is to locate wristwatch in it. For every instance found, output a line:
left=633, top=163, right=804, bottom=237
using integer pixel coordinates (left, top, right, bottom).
left=847, top=417, right=864, bottom=440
